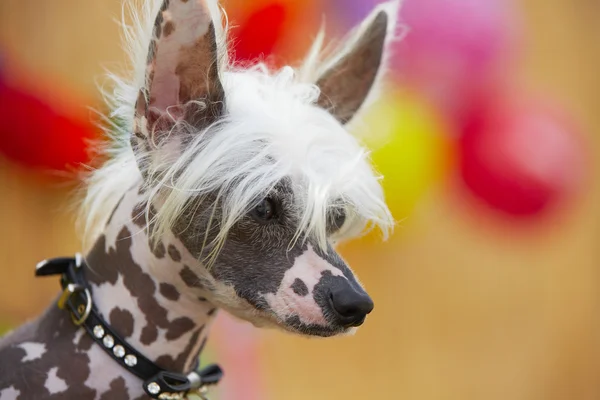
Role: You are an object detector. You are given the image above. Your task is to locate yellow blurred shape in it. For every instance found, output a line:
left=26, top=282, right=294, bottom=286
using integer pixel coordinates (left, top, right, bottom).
left=357, top=90, right=456, bottom=233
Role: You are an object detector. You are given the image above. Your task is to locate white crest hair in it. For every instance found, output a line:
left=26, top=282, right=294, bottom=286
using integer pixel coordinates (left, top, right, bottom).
left=79, top=0, right=396, bottom=257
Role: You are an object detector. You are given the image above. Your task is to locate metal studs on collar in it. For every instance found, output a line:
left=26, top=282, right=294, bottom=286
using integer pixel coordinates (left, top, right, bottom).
left=193, top=387, right=210, bottom=400
left=103, top=334, right=115, bottom=348
left=93, top=325, right=105, bottom=338
left=147, top=382, right=161, bottom=395
left=113, top=345, right=125, bottom=358
left=124, top=354, right=138, bottom=367
left=92, top=325, right=138, bottom=367
left=158, top=392, right=184, bottom=400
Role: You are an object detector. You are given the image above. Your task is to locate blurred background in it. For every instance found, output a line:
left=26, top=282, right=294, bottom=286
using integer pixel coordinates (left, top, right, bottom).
left=0, top=0, right=599, bottom=399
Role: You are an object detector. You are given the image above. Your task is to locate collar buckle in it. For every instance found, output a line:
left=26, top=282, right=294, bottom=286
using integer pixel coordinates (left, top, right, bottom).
left=57, top=283, right=92, bottom=326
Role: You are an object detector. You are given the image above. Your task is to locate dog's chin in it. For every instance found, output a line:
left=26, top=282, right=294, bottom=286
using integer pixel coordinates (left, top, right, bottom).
left=222, top=305, right=359, bottom=338
left=287, top=324, right=356, bottom=338
left=278, top=316, right=358, bottom=338
left=242, top=312, right=356, bottom=337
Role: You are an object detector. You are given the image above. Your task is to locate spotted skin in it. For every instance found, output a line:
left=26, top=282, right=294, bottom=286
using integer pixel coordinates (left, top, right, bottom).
left=140, top=325, right=159, bottom=346
left=45, top=367, right=68, bottom=394
left=109, top=308, right=135, bottom=339
left=0, top=186, right=217, bottom=399
left=84, top=188, right=216, bottom=373
left=0, top=305, right=101, bottom=399
left=159, top=283, right=180, bottom=301
left=291, top=278, right=309, bottom=296
left=99, top=378, right=129, bottom=400
left=168, top=244, right=182, bottom=262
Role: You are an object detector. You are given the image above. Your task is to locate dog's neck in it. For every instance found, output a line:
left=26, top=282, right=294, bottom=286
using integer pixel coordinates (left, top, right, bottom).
left=84, top=184, right=218, bottom=374
left=0, top=183, right=220, bottom=399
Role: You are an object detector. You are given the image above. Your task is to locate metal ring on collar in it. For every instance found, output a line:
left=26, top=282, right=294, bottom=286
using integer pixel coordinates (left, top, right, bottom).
left=57, top=283, right=92, bottom=326
left=71, top=288, right=92, bottom=326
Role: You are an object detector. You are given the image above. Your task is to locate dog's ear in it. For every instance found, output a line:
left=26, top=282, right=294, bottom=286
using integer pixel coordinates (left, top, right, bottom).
left=132, top=0, right=225, bottom=172
left=314, top=1, right=400, bottom=124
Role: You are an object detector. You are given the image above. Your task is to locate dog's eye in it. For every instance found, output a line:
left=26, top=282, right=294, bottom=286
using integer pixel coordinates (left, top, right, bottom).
left=251, top=198, right=277, bottom=222
left=328, top=208, right=346, bottom=233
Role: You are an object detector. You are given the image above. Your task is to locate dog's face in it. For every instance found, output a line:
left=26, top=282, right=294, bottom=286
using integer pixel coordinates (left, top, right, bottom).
left=169, top=182, right=373, bottom=337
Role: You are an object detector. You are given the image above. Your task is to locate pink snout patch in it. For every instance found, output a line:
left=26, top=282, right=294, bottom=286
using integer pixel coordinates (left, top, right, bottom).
left=262, top=245, right=346, bottom=326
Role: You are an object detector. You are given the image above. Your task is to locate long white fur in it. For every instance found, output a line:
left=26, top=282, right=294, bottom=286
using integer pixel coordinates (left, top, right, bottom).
left=79, top=0, right=397, bottom=255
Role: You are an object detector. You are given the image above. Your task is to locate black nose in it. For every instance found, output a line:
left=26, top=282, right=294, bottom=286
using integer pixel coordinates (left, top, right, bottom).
left=329, top=286, right=374, bottom=327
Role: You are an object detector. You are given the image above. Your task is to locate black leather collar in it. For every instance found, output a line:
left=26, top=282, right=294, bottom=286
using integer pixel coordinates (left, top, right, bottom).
left=35, top=255, right=223, bottom=400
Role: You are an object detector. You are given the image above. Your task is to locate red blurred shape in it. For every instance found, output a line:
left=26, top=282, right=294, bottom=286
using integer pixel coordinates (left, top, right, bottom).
left=231, top=3, right=286, bottom=64
left=0, top=78, right=97, bottom=174
left=459, top=95, right=586, bottom=217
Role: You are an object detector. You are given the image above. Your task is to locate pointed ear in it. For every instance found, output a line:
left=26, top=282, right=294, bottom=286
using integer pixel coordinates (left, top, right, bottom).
left=133, top=0, right=225, bottom=161
left=314, top=1, right=399, bottom=125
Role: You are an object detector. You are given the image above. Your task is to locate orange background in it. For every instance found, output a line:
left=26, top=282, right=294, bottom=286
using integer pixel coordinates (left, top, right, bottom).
left=1, top=1, right=599, bottom=399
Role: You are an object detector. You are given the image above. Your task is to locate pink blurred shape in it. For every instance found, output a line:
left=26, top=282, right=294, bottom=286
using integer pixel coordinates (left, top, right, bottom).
left=459, top=94, right=587, bottom=218
left=328, top=0, right=519, bottom=117
left=395, top=0, right=519, bottom=116
left=399, top=0, right=512, bottom=70
left=211, top=314, right=267, bottom=400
